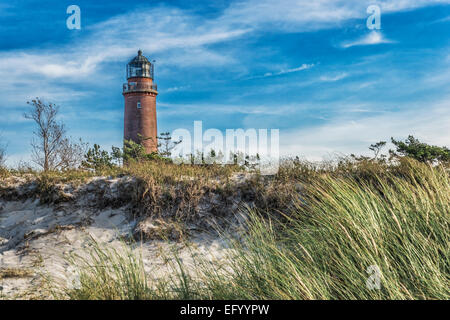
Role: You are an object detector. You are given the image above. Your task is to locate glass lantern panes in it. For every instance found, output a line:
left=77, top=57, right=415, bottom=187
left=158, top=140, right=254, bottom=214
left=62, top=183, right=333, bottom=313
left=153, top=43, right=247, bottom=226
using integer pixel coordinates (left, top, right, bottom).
left=126, top=51, right=154, bottom=79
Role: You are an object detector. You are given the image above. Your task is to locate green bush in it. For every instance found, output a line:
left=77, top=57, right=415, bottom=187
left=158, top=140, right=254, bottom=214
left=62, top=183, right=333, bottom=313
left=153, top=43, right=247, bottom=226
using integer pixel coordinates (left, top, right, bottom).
left=82, top=144, right=114, bottom=170
left=391, top=135, right=450, bottom=163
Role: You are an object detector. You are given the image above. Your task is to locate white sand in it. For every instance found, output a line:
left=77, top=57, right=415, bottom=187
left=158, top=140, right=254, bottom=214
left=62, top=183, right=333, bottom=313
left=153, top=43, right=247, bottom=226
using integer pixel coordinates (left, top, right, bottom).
left=0, top=176, right=240, bottom=299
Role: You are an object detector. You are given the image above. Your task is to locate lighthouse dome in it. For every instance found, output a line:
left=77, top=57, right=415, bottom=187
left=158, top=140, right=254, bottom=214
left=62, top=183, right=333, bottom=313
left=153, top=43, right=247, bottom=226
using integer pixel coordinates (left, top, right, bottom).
left=127, top=50, right=154, bottom=79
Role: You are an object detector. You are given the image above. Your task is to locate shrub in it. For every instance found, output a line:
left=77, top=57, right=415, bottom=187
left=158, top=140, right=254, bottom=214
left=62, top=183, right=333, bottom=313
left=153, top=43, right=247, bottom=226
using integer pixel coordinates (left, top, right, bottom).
left=82, top=144, right=115, bottom=170
left=391, top=135, right=450, bottom=163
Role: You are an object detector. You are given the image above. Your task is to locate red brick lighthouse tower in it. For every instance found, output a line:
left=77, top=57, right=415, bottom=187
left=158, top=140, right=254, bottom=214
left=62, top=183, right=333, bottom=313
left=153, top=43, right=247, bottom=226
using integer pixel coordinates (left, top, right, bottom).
left=123, top=50, right=158, bottom=153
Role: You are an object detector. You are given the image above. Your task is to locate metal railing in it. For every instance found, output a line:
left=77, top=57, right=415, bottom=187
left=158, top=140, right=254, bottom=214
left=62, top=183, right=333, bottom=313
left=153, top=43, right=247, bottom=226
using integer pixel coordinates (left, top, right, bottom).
left=123, top=82, right=158, bottom=93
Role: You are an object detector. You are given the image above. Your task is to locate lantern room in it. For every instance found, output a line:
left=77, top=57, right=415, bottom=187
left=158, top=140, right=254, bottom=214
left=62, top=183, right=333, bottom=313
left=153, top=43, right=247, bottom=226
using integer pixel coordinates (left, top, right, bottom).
left=126, top=49, right=154, bottom=79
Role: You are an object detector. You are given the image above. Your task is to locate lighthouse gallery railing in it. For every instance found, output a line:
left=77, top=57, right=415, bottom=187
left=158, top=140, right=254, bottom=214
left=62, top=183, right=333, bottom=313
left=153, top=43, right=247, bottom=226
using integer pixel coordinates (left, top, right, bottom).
left=123, top=83, right=158, bottom=93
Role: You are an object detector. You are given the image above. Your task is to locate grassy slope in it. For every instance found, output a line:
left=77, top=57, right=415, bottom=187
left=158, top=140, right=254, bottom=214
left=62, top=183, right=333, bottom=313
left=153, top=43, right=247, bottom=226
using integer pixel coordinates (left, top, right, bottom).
left=2, top=158, right=449, bottom=299
left=207, top=159, right=449, bottom=299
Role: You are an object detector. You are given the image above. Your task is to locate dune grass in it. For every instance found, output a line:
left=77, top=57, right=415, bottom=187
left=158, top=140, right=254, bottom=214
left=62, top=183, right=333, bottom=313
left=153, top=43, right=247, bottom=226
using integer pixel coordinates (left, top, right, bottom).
left=59, top=238, right=153, bottom=300
left=51, top=158, right=449, bottom=299
left=200, top=160, right=449, bottom=299
left=0, top=268, right=33, bottom=280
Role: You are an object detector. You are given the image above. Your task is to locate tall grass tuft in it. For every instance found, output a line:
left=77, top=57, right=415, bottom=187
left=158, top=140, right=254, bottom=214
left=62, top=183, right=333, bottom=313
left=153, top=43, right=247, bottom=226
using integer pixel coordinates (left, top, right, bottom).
left=60, top=237, right=154, bottom=300
left=60, top=237, right=201, bottom=300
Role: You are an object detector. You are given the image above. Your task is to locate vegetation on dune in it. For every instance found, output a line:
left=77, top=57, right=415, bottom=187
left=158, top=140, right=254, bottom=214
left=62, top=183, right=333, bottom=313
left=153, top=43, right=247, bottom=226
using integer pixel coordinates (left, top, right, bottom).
left=208, top=158, right=449, bottom=300
left=60, top=158, right=449, bottom=300
left=2, top=155, right=449, bottom=299
left=54, top=237, right=153, bottom=300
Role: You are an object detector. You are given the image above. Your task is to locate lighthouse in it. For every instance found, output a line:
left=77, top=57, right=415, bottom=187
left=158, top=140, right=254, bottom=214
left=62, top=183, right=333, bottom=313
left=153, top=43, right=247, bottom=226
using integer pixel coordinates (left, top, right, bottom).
left=123, top=50, right=158, bottom=153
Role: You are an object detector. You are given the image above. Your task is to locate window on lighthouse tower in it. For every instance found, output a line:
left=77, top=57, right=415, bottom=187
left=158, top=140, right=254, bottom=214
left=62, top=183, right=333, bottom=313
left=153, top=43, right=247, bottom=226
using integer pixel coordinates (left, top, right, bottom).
left=137, top=101, right=141, bottom=109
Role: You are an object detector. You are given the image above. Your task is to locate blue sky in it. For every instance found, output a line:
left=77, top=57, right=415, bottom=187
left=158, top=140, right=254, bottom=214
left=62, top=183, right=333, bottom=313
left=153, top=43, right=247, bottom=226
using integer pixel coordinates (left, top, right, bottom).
left=0, top=0, right=449, bottom=165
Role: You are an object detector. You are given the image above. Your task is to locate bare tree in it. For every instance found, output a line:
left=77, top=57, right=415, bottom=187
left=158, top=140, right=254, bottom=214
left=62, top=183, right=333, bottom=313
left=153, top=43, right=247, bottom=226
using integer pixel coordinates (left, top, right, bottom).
left=58, top=137, right=88, bottom=170
left=24, top=98, right=85, bottom=171
left=24, top=98, right=65, bottom=171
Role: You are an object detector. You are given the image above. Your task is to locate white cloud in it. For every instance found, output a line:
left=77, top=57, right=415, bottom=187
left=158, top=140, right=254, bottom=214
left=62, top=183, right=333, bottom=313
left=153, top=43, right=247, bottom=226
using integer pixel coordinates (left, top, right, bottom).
left=341, top=31, right=394, bottom=48
left=2, top=0, right=445, bottom=84
left=0, top=6, right=250, bottom=86
left=164, top=85, right=191, bottom=93
left=0, top=0, right=445, bottom=87
left=320, top=72, right=348, bottom=82
left=219, top=0, right=450, bottom=32
left=434, top=15, right=450, bottom=23
left=158, top=102, right=302, bottom=116
left=0, top=6, right=250, bottom=108
left=263, top=64, right=315, bottom=77
left=380, top=0, right=450, bottom=12
left=280, top=98, right=450, bottom=160
left=244, top=64, right=315, bottom=80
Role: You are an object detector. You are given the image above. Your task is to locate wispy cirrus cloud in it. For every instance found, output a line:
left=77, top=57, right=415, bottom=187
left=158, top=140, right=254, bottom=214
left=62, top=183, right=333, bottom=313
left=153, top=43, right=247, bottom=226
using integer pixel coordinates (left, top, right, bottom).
left=0, top=5, right=251, bottom=110
left=244, top=64, right=315, bottom=80
left=341, top=31, right=394, bottom=48
left=0, top=0, right=446, bottom=87
left=263, top=64, right=315, bottom=77
left=434, top=15, right=450, bottom=23
left=320, top=72, right=348, bottom=82
left=2, top=0, right=446, bottom=85
left=219, top=0, right=450, bottom=32
left=280, top=97, right=450, bottom=160
left=158, top=102, right=303, bottom=116
left=164, top=85, right=192, bottom=93
left=379, top=0, right=450, bottom=12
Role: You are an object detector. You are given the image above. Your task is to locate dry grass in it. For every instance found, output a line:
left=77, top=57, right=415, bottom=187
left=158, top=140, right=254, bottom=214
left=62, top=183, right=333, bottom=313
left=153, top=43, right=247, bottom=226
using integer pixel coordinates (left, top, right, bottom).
left=0, top=268, right=33, bottom=280
left=56, top=157, right=450, bottom=300
left=2, top=157, right=448, bottom=299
